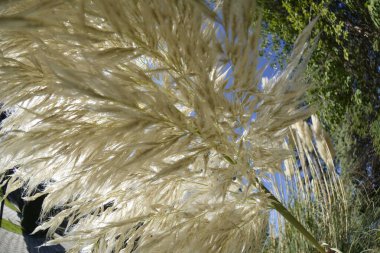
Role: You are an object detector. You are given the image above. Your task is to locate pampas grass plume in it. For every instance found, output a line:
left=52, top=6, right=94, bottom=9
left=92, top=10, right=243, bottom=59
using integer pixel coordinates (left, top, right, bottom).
left=0, top=1, right=321, bottom=252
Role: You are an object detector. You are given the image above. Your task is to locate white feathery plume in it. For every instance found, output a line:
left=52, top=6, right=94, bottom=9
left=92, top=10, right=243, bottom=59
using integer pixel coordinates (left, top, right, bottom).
left=292, top=121, right=314, bottom=153
left=0, top=1, right=318, bottom=252
left=284, top=113, right=337, bottom=176
left=310, top=114, right=336, bottom=170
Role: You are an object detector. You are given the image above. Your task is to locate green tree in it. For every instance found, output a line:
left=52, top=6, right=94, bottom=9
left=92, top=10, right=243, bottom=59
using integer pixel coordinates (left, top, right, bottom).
left=258, top=0, right=380, bottom=198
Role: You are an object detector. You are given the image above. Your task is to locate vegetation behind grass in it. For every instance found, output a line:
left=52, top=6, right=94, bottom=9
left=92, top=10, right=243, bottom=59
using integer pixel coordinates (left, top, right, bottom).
left=0, top=218, right=23, bottom=235
left=0, top=188, right=20, bottom=212
left=0, top=188, right=23, bottom=234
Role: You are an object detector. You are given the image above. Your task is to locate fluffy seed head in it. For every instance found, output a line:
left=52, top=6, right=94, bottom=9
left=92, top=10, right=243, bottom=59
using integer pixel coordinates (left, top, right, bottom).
left=0, top=0, right=317, bottom=252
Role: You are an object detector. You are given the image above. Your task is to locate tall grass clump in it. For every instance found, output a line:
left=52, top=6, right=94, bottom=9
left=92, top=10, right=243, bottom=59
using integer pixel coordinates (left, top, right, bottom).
left=0, top=0, right=341, bottom=252
left=264, top=116, right=380, bottom=253
left=264, top=116, right=348, bottom=252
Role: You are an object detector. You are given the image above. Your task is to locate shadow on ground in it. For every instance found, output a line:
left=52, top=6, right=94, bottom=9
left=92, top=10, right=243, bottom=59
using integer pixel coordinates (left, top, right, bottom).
left=23, top=233, right=65, bottom=253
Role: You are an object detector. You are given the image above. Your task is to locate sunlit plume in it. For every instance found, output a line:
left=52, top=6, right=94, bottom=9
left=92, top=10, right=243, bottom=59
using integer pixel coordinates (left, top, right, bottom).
left=0, top=0, right=320, bottom=252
